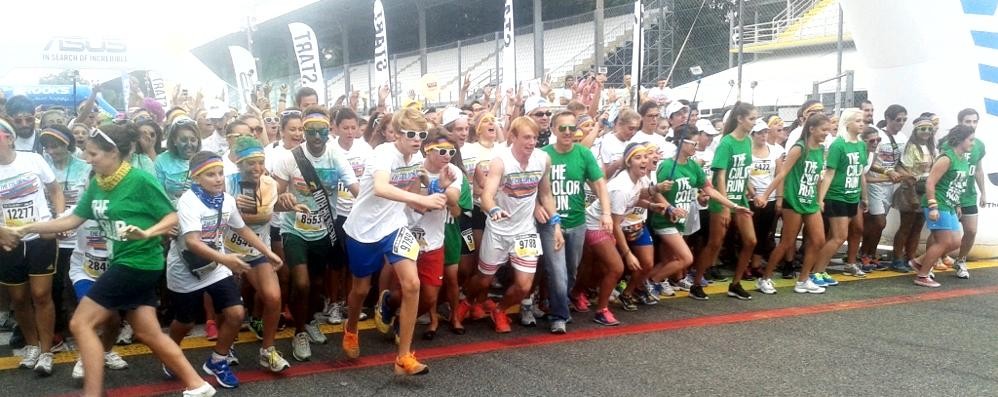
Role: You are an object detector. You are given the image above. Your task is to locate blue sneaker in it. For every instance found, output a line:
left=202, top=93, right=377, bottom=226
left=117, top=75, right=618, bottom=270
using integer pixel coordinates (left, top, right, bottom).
left=818, top=272, right=839, bottom=286
left=890, top=259, right=913, bottom=273
left=809, top=273, right=829, bottom=287
left=375, top=289, right=395, bottom=335
left=203, top=356, right=239, bottom=389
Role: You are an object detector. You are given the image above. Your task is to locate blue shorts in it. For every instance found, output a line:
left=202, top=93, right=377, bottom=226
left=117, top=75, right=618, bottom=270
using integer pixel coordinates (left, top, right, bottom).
left=345, top=227, right=415, bottom=278
left=627, top=227, right=654, bottom=247
left=247, top=256, right=269, bottom=267
left=73, top=279, right=95, bottom=301
left=924, top=208, right=961, bottom=231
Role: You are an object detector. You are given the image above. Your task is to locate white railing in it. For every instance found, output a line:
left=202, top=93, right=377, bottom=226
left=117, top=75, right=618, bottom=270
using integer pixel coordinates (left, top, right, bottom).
left=733, top=0, right=823, bottom=47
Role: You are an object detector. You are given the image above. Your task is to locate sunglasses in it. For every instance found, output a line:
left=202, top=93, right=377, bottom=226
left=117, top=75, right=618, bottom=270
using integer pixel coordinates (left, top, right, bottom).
left=280, top=110, right=303, bottom=121
left=305, top=127, right=329, bottom=136
left=914, top=126, right=934, bottom=133
left=401, top=129, right=428, bottom=140
left=531, top=111, right=552, bottom=118
left=557, top=125, right=578, bottom=133
left=90, top=128, right=117, bottom=148
left=427, top=146, right=457, bottom=156
left=866, top=138, right=881, bottom=144
left=132, top=115, right=152, bottom=123
left=263, top=117, right=279, bottom=124
left=12, top=116, right=35, bottom=125
left=250, top=126, right=264, bottom=133
left=682, top=139, right=699, bottom=147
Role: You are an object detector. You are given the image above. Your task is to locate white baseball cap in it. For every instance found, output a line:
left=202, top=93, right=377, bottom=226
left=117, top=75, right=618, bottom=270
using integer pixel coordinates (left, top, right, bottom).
left=695, top=118, right=719, bottom=136
left=664, top=101, right=689, bottom=118
left=524, top=96, right=550, bottom=115
left=441, top=106, right=466, bottom=127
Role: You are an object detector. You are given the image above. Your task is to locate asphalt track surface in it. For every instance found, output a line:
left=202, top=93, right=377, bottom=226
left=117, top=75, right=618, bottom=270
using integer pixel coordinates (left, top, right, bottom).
left=4, top=265, right=997, bottom=396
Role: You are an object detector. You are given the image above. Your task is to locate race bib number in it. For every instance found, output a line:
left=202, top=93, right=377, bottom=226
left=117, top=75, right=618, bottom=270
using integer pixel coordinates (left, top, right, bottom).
left=391, top=227, right=420, bottom=261
left=513, top=233, right=541, bottom=258
left=83, top=253, right=109, bottom=278
left=2, top=201, right=35, bottom=227
left=410, top=226, right=428, bottom=249
left=622, top=223, right=645, bottom=241
left=294, top=210, right=323, bottom=232
left=224, top=231, right=253, bottom=255
left=461, top=228, right=476, bottom=251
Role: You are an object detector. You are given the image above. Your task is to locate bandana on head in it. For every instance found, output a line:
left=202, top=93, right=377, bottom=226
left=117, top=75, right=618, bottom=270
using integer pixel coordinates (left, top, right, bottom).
left=302, top=113, right=330, bottom=127
left=236, top=146, right=265, bottom=163
left=190, top=155, right=224, bottom=178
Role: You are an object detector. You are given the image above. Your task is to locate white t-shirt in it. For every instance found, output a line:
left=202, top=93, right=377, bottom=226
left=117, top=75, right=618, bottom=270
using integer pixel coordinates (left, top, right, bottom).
left=50, top=156, right=92, bottom=248
left=334, top=138, right=373, bottom=217
left=749, top=144, right=784, bottom=202
left=166, top=190, right=245, bottom=293
left=487, top=147, right=548, bottom=236
left=407, top=163, right=463, bottom=251
left=68, top=220, right=108, bottom=284
left=202, top=131, right=228, bottom=156
left=14, top=133, right=36, bottom=152
left=599, top=133, right=629, bottom=168
left=272, top=144, right=358, bottom=241
left=265, top=142, right=294, bottom=229
left=343, top=143, right=424, bottom=243
left=0, top=152, right=55, bottom=241
left=585, top=172, right=651, bottom=233
left=462, top=142, right=497, bottom=206
left=222, top=152, right=239, bottom=176
left=646, top=86, right=673, bottom=105
left=693, top=149, right=715, bottom=210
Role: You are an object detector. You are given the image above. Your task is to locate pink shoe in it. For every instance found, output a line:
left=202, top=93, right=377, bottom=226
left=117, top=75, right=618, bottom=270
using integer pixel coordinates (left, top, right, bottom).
left=592, top=308, right=619, bottom=326
left=571, top=292, right=590, bottom=313
left=914, top=276, right=941, bottom=288
left=205, top=320, right=218, bottom=341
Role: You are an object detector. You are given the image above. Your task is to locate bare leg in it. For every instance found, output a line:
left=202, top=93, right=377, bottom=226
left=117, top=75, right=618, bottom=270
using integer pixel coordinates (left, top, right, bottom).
left=798, top=213, right=826, bottom=282
left=69, top=298, right=113, bottom=397
left=127, top=306, right=205, bottom=390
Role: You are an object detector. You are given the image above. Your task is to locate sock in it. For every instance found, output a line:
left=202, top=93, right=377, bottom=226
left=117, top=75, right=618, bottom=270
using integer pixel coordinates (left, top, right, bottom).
left=211, top=351, right=227, bottom=363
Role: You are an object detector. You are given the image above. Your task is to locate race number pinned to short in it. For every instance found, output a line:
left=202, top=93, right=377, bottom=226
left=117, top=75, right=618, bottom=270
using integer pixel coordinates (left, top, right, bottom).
left=513, top=233, right=542, bottom=258
left=391, top=227, right=420, bottom=261
left=460, top=228, right=476, bottom=251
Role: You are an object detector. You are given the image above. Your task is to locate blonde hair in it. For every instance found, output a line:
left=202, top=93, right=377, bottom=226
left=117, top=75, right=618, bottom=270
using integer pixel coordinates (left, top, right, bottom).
left=392, top=107, right=428, bottom=133
left=508, top=116, right=540, bottom=138
left=837, top=108, right=862, bottom=137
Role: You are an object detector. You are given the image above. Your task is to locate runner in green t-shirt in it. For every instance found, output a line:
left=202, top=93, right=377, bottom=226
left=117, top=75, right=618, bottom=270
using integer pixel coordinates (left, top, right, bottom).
left=692, top=102, right=758, bottom=301
left=4, top=123, right=214, bottom=396
left=913, top=125, right=975, bottom=287
left=757, top=113, right=833, bottom=295
left=953, top=108, right=985, bottom=278
left=814, top=109, right=870, bottom=284
left=647, top=126, right=746, bottom=294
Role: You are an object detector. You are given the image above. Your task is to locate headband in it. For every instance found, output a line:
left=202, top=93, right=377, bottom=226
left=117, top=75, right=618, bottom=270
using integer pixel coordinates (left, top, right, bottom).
left=39, top=128, right=71, bottom=146
left=623, top=144, right=651, bottom=165
left=476, top=113, right=496, bottom=134
left=302, top=113, right=330, bottom=126
left=236, top=146, right=265, bottom=163
left=190, top=156, right=224, bottom=177
left=804, top=103, right=825, bottom=115
left=0, top=119, right=14, bottom=137
left=768, top=116, right=784, bottom=129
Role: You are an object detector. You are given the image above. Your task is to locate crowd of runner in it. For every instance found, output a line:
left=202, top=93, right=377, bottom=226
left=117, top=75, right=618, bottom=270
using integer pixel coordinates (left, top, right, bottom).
left=0, top=74, right=985, bottom=396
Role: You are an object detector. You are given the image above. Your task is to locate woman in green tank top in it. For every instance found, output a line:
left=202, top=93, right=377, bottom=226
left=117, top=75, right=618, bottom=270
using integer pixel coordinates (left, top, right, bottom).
left=757, top=113, right=833, bottom=294
left=911, top=125, right=975, bottom=288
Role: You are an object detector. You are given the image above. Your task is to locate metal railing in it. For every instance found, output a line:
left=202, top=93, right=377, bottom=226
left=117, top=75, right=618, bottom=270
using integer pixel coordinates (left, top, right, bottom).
left=733, top=0, right=822, bottom=47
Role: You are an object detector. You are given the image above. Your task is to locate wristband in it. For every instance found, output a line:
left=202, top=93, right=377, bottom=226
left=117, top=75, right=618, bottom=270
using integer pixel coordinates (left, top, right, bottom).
left=428, top=179, right=444, bottom=194
left=666, top=206, right=674, bottom=215
left=548, top=213, right=561, bottom=226
left=488, top=207, right=503, bottom=216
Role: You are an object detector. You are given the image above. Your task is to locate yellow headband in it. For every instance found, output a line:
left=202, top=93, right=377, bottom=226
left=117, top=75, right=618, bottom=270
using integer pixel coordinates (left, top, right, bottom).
left=190, top=159, right=224, bottom=177
left=804, top=103, right=825, bottom=115
left=624, top=145, right=651, bottom=164
left=768, top=116, right=784, bottom=128
left=476, top=113, right=496, bottom=134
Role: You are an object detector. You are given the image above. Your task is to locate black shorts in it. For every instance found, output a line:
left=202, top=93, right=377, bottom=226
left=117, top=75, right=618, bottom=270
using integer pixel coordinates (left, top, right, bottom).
left=332, top=216, right=350, bottom=270
left=270, top=226, right=281, bottom=242
left=169, top=276, right=243, bottom=324
left=459, top=214, right=475, bottom=255
left=470, top=206, right=487, bottom=230
left=283, top=233, right=334, bottom=276
left=0, top=238, right=57, bottom=285
left=961, top=205, right=978, bottom=215
left=823, top=199, right=858, bottom=218
left=85, top=264, right=162, bottom=311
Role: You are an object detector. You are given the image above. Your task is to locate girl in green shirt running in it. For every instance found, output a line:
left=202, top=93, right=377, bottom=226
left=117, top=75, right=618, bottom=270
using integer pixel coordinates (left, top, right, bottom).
left=758, top=113, right=833, bottom=295
left=911, top=125, right=975, bottom=288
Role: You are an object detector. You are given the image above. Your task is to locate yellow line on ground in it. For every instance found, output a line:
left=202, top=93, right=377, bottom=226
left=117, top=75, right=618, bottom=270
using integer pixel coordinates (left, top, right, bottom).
left=2, top=260, right=995, bottom=371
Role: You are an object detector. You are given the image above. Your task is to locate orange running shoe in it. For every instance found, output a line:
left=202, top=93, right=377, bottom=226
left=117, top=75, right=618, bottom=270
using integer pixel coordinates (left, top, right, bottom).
left=491, top=307, right=511, bottom=333
left=454, top=300, right=472, bottom=323
left=470, top=303, right=487, bottom=320
left=394, top=352, right=429, bottom=376
left=342, top=330, right=360, bottom=359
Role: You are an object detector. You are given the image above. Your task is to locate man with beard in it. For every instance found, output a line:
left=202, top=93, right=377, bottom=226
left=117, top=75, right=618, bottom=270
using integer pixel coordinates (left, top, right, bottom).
left=6, top=96, right=41, bottom=153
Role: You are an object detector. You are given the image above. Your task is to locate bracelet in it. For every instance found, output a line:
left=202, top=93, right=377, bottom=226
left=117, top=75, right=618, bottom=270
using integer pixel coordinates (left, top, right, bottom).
left=548, top=213, right=561, bottom=226
left=488, top=207, right=502, bottom=216
left=666, top=206, right=674, bottom=215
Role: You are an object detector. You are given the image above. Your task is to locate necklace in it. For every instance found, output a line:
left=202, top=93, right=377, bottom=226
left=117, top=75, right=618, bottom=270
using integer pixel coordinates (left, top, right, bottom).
left=96, top=161, right=131, bottom=191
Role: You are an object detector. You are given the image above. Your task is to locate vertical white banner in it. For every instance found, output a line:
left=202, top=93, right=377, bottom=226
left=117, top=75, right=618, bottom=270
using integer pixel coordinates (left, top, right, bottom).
left=501, top=0, right=516, bottom=94
left=630, top=0, right=644, bottom=109
left=373, top=0, right=393, bottom=111
left=288, top=23, right=327, bottom=106
left=146, top=71, right=168, bottom=108
left=228, top=45, right=258, bottom=111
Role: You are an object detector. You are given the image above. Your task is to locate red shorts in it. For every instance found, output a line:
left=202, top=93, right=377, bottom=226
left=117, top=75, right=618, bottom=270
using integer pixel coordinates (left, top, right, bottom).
left=417, top=248, right=444, bottom=287
left=585, top=229, right=616, bottom=246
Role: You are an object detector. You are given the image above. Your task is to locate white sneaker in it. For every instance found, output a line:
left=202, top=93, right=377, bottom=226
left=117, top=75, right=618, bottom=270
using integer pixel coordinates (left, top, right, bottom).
left=756, top=278, right=777, bottom=295
left=305, top=319, right=327, bottom=344
left=956, top=260, right=970, bottom=279
left=18, top=345, right=40, bottom=368
left=259, top=346, right=290, bottom=373
left=658, top=282, right=677, bottom=297
left=416, top=313, right=431, bottom=326
left=794, top=279, right=826, bottom=294
left=104, top=351, right=129, bottom=370
left=292, top=332, right=311, bottom=362
left=182, top=382, right=217, bottom=397
left=116, top=322, right=134, bottom=345
left=674, top=277, right=694, bottom=291
left=327, top=302, right=344, bottom=325
left=843, top=263, right=867, bottom=278
left=520, top=302, right=537, bottom=327
left=72, top=359, right=84, bottom=379
left=225, top=349, right=239, bottom=366
left=34, top=352, right=53, bottom=376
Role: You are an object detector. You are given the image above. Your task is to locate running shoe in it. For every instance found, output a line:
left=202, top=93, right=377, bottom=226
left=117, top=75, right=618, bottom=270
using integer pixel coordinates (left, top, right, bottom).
left=673, top=277, right=694, bottom=291
left=780, top=263, right=797, bottom=279
left=182, top=382, right=217, bottom=397
left=105, top=351, right=129, bottom=370
left=809, top=273, right=829, bottom=287
left=453, top=300, right=471, bottom=323
left=34, top=352, right=53, bottom=376
left=618, top=294, right=639, bottom=311
left=571, top=292, right=590, bottom=312
left=955, top=259, right=970, bottom=279
left=592, top=308, right=620, bottom=326
left=225, top=349, right=239, bottom=366
left=162, top=363, right=174, bottom=379
left=19, top=345, right=40, bottom=368
left=755, top=277, right=777, bottom=295
left=305, top=319, right=327, bottom=344
left=50, top=335, right=67, bottom=353
left=72, top=359, right=84, bottom=380
left=203, top=356, right=239, bottom=389
left=259, top=346, right=290, bottom=373
left=327, top=302, right=344, bottom=325
left=638, top=289, right=659, bottom=305
left=688, top=285, right=709, bottom=301
left=842, top=263, right=867, bottom=278
left=520, top=304, right=537, bottom=327
left=727, top=282, right=752, bottom=300
left=550, top=320, right=567, bottom=334
left=794, top=279, right=825, bottom=294
left=394, top=352, right=429, bottom=376
left=292, top=332, right=311, bottom=362
left=471, top=302, right=489, bottom=320
left=914, top=276, right=941, bottom=288
left=644, top=281, right=662, bottom=302
left=890, top=259, right=912, bottom=273
left=491, top=307, right=511, bottom=333
left=116, top=322, right=134, bottom=345
left=656, top=282, right=677, bottom=298
left=204, top=320, right=218, bottom=341
left=375, top=289, right=395, bottom=335
left=342, top=330, right=360, bottom=359
left=818, top=272, right=839, bottom=286
left=248, top=318, right=264, bottom=341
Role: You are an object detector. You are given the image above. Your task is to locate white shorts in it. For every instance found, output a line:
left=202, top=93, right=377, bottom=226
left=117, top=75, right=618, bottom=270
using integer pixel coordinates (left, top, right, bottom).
left=867, top=183, right=895, bottom=216
left=654, top=227, right=681, bottom=236
left=477, top=227, right=541, bottom=275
